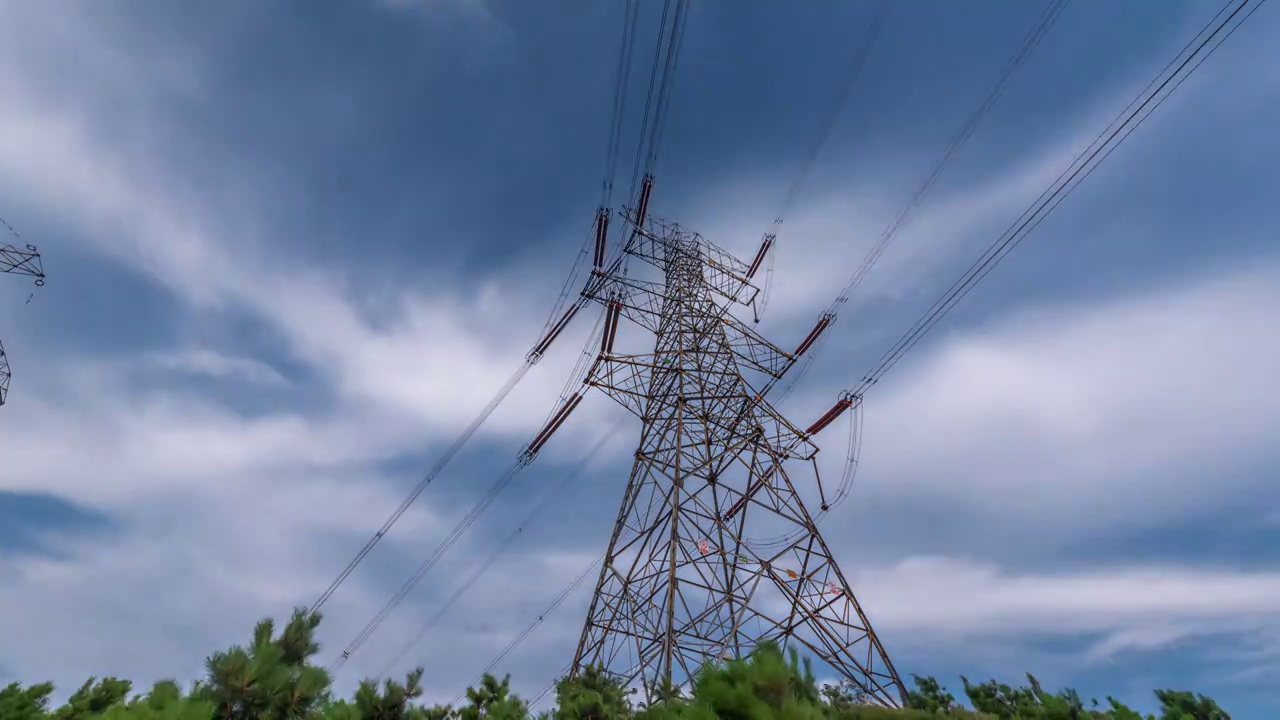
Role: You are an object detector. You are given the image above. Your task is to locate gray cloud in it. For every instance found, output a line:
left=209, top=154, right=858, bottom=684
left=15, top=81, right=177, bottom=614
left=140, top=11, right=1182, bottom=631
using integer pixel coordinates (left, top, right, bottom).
left=0, top=0, right=1278, bottom=710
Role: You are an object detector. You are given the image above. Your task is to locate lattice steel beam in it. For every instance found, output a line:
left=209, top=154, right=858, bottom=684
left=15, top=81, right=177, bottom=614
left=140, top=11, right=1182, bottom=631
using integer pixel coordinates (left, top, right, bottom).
left=570, top=212, right=905, bottom=707
left=0, top=339, right=10, bottom=406
left=0, top=240, right=45, bottom=407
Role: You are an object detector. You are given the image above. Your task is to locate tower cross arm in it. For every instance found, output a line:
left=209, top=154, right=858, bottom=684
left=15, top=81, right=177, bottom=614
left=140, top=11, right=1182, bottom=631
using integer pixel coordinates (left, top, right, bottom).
left=0, top=243, right=46, bottom=284
left=719, top=313, right=796, bottom=379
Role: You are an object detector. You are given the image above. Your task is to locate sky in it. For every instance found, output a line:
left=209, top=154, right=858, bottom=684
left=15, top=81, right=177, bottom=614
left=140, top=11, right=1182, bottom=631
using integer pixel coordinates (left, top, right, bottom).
left=0, top=0, right=1277, bottom=715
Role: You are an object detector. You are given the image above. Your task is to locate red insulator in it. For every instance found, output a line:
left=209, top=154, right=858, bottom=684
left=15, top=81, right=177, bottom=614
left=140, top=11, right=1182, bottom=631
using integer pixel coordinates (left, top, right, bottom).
left=723, top=467, right=776, bottom=521
left=793, top=314, right=832, bottom=358
left=635, top=174, right=654, bottom=230
left=599, top=306, right=615, bottom=356
left=746, top=233, right=775, bottom=279
left=600, top=302, right=623, bottom=355
left=804, top=398, right=852, bottom=436
left=528, top=392, right=585, bottom=456
left=592, top=208, right=610, bottom=268
left=723, top=495, right=745, bottom=520
left=533, top=305, right=580, bottom=357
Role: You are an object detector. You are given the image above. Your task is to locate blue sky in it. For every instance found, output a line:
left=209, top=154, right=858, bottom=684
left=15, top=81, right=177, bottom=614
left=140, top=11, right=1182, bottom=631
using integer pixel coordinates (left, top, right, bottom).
left=0, top=0, right=1278, bottom=716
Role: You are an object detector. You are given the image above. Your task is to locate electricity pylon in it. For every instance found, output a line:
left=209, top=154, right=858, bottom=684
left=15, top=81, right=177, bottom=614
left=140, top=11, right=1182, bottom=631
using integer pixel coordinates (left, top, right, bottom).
left=0, top=240, right=46, bottom=406
left=0, top=339, right=10, bottom=406
left=564, top=180, right=905, bottom=706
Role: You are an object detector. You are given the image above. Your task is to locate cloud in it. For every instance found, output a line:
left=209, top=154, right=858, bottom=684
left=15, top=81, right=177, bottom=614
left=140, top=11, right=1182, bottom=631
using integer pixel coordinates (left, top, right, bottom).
left=0, top=0, right=615, bottom=444
left=0, top=491, right=116, bottom=558
left=0, top=0, right=1276, bottom=712
left=844, top=259, right=1280, bottom=541
left=862, top=556, right=1280, bottom=647
left=841, top=556, right=1280, bottom=690
left=142, top=349, right=289, bottom=386
left=693, top=2, right=1280, bottom=343
left=379, top=0, right=502, bottom=34
left=382, top=0, right=489, bottom=14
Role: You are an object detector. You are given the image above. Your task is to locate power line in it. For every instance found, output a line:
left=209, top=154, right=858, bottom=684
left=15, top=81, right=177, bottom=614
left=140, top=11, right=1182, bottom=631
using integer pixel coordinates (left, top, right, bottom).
left=777, top=0, right=891, bottom=225
left=628, top=0, right=689, bottom=200
left=310, top=363, right=531, bottom=615
left=753, top=0, right=892, bottom=322
left=538, top=0, right=644, bottom=343
left=338, top=0, right=700, bottom=682
left=642, top=0, right=690, bottom=179
left=850, top=0, right=1267, bottom=397
left=453, top=0, right=1268, bottom=690
left=328, top=408, right=617, bottom=671
left=452, top=553, right=604, bottom=709
left=772, top=0, right=1072, bottom=403
left=0, top=214, right=48, bottom=407
left=602, top=0, right=642, bottom=209
left=330, top=278, right=623, bottom=670
left=310, top=1, right=660, bottom=616
left=371, top=426, right=623, bottom=681
left=749, top=0, right=1266, bottom=549
left=728, top=0, right=1069, bottom=417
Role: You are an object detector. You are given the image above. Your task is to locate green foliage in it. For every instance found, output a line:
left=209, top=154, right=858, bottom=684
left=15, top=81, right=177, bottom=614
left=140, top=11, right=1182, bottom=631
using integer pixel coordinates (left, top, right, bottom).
left=0, top=680, right=55, bottom=720
left=52, top=677, right=134, bottom=719
left=321, top=667, right=454, bottom=720
left=93, top=680, right=215, bottom=720
left=1104, top=697, right=1153, bottom=720
left=958, top=673, right=1106, bottom=719
left=672, top=641, right=826, bottom=720
left=552, top=665, right=631, bottom=720
left=904, top=675, right=959, bottom=715
left=1152, top=690, right=1229, bottom=720
left=2, top=611, right=1234, bottom=720
left=199, top=608, right=331, bottom=719
left=457, top=673, right=528, bottom=720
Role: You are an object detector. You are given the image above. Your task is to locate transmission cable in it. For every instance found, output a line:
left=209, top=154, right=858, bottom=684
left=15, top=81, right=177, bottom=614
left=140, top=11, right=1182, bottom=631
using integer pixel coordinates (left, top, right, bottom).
left=349, top=0, right=699, bottom=678
left=335, top=296, right=625, bottom=670
left=778, top=2, right=889, bottom=224
left=850, top=0, right=1266, bottom=397
left=328, top=453, right=550, bottom=672
left=530, top=665, right=569, bottom=708
left=309, top=3, right=652, bottom=615
left=537, top=306, right=609, bottom=431
left=433, top=0, right=1270, bottom=686
left=372, top=426, right=622, bottom=681
left=625, top=0, right=692, bottom=202
left=538, top=0, right=643, bottom=342
left=442, top=2, right=1083, bottom=674
left=642, top=0, right=690, bottom=178
left=528, top=655, right=645, bottom=710
left=744, top=0, right=1069, bottom=550
left=771, top=0, right=1072, bottom=405
left=754, top=0, right=891, bottom=319
left=451, top=553, right=605, bottom=708
left=440, top=0, right=1069, bottom=682
left=602, top=0, right=642, bottom=209
left=329, top=462, right=527, bottom=672
left=746, top=0, right=1266, bottom=551
left=309, top=362, right=531, bottom=615
left=312, top=198, right=629, bottom=621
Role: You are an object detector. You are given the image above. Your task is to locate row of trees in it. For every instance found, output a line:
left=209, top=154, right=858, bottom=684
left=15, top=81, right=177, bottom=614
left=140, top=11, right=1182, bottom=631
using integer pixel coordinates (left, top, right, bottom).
left=0, top=609, right=1230, bottom=719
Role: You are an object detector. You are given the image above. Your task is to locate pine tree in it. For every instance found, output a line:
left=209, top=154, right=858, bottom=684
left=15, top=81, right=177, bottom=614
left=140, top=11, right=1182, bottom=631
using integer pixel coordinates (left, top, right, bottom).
left=0, top=681, right=55, bottom=720
left=200, top=607, right=330, bottom=719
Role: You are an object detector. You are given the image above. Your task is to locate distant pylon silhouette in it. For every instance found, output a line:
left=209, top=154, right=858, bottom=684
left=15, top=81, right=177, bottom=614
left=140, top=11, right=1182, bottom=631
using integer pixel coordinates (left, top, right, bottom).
left=0, top=339, right=10, bottom=406
left=0, top=239, right=46, bottom=407
left=566, top=177, right=905, bottom=706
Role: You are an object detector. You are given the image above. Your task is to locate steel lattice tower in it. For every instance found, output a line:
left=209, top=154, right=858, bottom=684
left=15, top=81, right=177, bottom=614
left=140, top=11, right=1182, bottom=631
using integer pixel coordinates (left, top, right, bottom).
left=562, top=184, right=905, bottom=706
left=0, top=339, right=10, bottom=406
left=0, top=240, right=45, bottom=406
